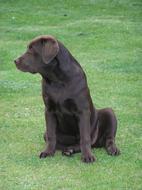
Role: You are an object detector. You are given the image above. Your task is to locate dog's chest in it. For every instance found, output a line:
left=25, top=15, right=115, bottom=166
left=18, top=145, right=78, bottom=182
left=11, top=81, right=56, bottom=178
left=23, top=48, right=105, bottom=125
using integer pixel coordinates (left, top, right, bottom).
left=47, top=97, right=79, bottom=115
left=42, top=82, right=79, bottom=114
left=47, top=97, right=80, bottom=135
left=44, top=95, right=79, bottom=116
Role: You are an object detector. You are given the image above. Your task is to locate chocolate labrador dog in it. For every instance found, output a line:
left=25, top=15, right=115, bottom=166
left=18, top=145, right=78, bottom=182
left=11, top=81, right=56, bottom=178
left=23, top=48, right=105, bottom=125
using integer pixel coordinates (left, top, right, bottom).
left=14, top=35, right=120, bottom=163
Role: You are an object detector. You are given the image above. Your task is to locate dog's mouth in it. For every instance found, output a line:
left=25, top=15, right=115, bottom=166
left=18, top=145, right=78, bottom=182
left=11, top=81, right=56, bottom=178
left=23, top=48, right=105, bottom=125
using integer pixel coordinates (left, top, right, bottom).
left=15, top=64, right=28, bottom=72
left=15, top=63, right=36, bottom=74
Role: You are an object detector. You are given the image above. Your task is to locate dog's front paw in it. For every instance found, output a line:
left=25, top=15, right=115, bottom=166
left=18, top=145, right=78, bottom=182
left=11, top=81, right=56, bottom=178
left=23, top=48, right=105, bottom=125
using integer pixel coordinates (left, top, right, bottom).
left=106, top=145, right=120, bottom=156
left=81, top=154, right=96, bottom=163
left=39, top=150, right=54, bottom=159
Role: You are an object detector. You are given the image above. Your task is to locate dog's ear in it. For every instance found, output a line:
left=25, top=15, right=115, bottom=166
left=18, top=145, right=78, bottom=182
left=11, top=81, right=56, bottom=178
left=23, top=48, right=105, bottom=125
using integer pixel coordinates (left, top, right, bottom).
left=29, top=35, right=59, bottom=64
left=41, top=36, right=59, bottom=64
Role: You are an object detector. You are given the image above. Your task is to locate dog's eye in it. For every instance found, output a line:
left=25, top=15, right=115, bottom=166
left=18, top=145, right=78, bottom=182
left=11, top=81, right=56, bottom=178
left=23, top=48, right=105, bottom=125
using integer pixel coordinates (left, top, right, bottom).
left=28, top=47, right=38, bottom=56
left=28, top=46, right=34, bottom=54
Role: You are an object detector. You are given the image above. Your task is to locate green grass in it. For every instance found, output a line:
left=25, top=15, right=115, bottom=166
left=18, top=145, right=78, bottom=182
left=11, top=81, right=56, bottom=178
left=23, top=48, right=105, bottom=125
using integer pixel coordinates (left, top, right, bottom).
left=0, top=0, right=142, bottom=189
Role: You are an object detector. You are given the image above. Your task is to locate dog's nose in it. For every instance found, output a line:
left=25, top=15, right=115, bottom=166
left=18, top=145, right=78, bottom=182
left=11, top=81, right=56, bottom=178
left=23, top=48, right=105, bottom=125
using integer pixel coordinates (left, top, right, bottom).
left=14, top=58, right=20, bottom=65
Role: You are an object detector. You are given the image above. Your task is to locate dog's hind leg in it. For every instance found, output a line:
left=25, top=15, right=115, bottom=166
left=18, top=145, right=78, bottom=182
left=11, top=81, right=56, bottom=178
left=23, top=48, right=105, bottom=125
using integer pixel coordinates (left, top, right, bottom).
left=97, top=108, right=120, bottom=156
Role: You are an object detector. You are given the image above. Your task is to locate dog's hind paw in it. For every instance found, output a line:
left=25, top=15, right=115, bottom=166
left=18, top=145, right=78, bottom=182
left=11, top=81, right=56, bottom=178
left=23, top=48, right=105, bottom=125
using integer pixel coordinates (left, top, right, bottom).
left=62, top=149, right=74, bottom=157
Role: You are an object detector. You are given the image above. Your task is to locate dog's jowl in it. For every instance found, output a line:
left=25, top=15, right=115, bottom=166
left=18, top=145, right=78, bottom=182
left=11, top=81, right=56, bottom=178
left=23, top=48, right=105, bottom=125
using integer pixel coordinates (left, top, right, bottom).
left=14, top=35, right=120, bottom=163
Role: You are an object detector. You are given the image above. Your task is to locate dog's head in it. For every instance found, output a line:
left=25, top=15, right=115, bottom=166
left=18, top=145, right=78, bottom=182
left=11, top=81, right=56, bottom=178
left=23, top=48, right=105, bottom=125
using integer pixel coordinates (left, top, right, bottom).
left=14, top=35, right=59, bottom=73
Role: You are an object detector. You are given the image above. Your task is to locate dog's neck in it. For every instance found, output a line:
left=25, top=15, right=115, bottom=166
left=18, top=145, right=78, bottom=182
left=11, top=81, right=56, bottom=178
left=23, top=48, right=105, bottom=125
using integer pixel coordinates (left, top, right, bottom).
left=39, top=57, right=69, bottom=85
left=39, top=42, right=81, bottom=85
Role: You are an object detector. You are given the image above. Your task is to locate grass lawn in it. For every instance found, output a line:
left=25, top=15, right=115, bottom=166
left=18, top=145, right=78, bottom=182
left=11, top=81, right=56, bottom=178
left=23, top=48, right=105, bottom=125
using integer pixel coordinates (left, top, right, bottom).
left=0, top=0, right=142, bottom=189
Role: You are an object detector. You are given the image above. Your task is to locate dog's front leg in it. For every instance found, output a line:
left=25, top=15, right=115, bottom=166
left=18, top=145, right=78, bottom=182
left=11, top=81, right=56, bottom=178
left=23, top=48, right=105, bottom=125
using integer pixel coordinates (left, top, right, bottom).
left=79, top=110, right=96, bottom=163
left=40, top=108, right=56, bottom=158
